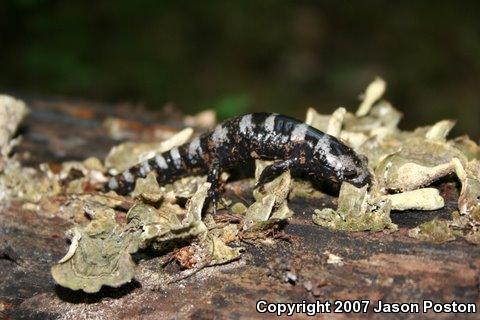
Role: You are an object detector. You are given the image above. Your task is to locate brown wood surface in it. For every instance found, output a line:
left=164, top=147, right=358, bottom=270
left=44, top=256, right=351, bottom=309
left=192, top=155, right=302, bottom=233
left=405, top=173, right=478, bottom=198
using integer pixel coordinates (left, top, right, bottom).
left=1, top=100, right=479, bottom=320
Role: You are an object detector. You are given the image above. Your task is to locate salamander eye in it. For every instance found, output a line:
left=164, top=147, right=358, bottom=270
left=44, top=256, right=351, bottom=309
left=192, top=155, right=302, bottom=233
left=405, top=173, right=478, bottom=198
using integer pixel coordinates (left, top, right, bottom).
left=342, top=168, right=358, bottom=179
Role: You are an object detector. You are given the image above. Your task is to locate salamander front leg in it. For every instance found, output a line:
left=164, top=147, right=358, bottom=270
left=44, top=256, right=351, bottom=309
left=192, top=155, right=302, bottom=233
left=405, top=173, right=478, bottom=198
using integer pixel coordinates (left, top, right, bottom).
left=255, top=159, right=294, bottom=188
left=207, top=160, right=221, bottom=214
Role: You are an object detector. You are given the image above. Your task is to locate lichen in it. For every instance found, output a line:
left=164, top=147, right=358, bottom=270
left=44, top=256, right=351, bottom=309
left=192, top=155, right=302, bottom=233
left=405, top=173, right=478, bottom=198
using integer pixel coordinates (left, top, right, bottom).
left=174, top=233, right=241, bottom=269
left=307, top=77, right=480, bottom=242
left=374, top=139, right=465, bottom=192
left=243, top=160, right=293, bottom=231
left=230, top=202, right=248, bottom=214
left=131, top=172, right=163, bottom=202
left=0, top=161, right=61, bottom=205
left=454, top=160, right=480, bottom=219
left=449, top=136, right=480, bottom=160
left=52, top=181, right=244, bottom=292
left=288, top=180, right=326, bottom=200
left=51, top=183, right=214, bottom=293
left=51, top=205, right=141, bottom=293
left=312, top=183, right=397, bottom=232
left=408, top=219, right=458, bottom=244
left=0, top=95, right=28, bottom=158
left=384, top=188, right=444, bottom=211
left=199, top=234, right=242, bottom=265
left=465, top=228, right=480, bottom=245
left=356, top=76, right=386, bottom=117
left=162, top=176, right=208, bottom=199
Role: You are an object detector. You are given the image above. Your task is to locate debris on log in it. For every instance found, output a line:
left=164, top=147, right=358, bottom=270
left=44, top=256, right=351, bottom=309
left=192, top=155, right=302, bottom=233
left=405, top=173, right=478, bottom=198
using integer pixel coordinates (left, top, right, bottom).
left=1, top=79, right=479, bottom=319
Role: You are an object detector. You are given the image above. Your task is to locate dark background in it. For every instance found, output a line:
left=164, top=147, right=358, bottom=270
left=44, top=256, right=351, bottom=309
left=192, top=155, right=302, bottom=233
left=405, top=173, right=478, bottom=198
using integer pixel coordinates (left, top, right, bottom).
left=1, top=1, right=479, bottom=138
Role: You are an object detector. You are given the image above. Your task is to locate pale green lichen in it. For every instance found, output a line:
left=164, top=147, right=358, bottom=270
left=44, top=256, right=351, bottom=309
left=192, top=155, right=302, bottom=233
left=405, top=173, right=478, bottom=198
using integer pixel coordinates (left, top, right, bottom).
left=230, top=202, right=248, bottom=214
left=458, top=176, right=480, bottom=220
left=51, top=205, right=141, bottom=293
left=374, top=139, right=465, bottom=192
left=384, top=188, right=444, bottom=211
left=288, top=180, right=326, bottom=200
left=356, top=76, right=386, bottom=117
left=465, top=228, right=480, bottom=245
left=307, top=77, right=480, bottom=243
left=313, top=183, right=396, bottom=232
left=0, top=95, right=29, bottom=158
left=0, top=96, right=43, bottom=205
left=130, top=183, right=210, bottom=246
left=162, top=176, right=208, bottom=199
left=0, top=161, right=61, bottom=205
left=51, top=184, right=210, bottom=292
left=243, top=195, right=276, bottom=231
left=305, top=107, right=332, bottom=132
left=132, top=172, right=163, bottom=202
left=449, top=136, right=480, bottom=160
left=326, top=107, right=346, bottom=137
left=407, top=219, right=458, bottom=244
left=200, top=234, right=242, bottom=266
left=51, top=182, right=244, bottom=293
left=208, top=223, right=239, bottom=244
left=457, top=160, right=480, bottom=216
left=425, top=120, right=456, bottom=141
left=243, top=160, right=293, bottom=231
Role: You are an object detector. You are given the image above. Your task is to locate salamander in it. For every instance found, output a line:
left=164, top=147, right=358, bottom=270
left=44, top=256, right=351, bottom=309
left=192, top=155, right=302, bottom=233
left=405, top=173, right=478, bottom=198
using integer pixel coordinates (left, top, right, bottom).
left=106, top=113, right=372, bottom=208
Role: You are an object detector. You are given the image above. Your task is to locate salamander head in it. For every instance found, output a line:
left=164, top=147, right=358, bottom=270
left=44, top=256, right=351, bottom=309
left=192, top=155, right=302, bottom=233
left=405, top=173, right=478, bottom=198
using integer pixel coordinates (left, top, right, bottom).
left=336, top=154, right=372, bottom=187
left=310, top=135, right=372, bottom=187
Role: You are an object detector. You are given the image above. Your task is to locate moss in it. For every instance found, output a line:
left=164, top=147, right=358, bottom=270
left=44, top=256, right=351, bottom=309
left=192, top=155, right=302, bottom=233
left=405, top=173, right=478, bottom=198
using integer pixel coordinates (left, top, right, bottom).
left=408, top=219, right=458, bottom=244
left=313, top=183, right=396, bottom=232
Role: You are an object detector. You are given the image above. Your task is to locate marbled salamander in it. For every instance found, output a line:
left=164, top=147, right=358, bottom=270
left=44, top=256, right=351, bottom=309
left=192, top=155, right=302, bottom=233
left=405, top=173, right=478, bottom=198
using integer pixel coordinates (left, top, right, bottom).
left=107, top=113, right=371, bottom=207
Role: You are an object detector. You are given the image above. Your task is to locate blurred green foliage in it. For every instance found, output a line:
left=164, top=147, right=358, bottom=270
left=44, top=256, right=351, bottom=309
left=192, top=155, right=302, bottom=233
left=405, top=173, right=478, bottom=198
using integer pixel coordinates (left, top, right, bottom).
left=0, top=1, right=479, bottom=138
